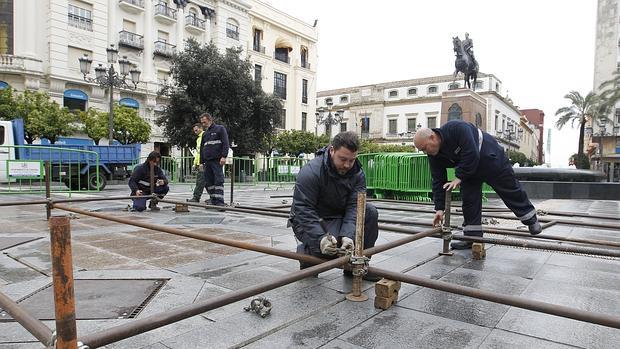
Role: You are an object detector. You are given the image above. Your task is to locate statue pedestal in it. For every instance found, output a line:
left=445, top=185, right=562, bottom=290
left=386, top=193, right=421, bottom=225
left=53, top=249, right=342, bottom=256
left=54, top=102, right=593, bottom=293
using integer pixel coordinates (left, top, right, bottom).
left=440, top=89, right=487, bottom=130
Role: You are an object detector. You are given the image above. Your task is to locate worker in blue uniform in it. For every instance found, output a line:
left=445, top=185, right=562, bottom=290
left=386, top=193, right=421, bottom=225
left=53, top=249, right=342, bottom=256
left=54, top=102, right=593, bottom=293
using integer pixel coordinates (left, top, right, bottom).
left=414, top=120, right=542, bottom=250
left=199, top=112, right=230, bottom=207
left=128, top=151, right=169, bottom=212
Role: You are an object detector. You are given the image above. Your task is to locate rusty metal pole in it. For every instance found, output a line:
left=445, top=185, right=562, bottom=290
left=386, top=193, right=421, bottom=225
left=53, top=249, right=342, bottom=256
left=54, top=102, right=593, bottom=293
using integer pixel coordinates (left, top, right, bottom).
left=0, top=291, right=54, bottom=347
left=49, top=216, right=78, bottom=349
left=45, top=161, right=51, bottom=220
left=439, top=189, right=453, bottom=256
left=149, top=161, right=155, bottom=207
left=346, top=192, right=369, bottom=302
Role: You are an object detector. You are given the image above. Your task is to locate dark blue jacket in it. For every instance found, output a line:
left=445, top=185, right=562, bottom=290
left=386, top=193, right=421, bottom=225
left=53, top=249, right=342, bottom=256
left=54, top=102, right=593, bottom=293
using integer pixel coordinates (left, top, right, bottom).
left=289, top=147, right=366, bottom=253
left=428, top=120, right=501, bottom=210
left=128, top=162, right=168, bottom=194
left=200, top=124, right=230, bottom=162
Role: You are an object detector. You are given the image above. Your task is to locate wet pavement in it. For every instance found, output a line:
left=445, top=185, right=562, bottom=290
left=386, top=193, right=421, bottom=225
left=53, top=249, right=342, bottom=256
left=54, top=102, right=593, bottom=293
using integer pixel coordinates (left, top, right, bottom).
left=0, top=183, right=619, bottom=348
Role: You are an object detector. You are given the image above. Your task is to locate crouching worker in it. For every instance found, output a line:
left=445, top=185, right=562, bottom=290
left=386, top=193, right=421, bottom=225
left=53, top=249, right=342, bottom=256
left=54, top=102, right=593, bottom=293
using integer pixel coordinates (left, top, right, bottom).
left=128, top=151, right=169, bottom=212
left=288, top=131, right=381, bottom=281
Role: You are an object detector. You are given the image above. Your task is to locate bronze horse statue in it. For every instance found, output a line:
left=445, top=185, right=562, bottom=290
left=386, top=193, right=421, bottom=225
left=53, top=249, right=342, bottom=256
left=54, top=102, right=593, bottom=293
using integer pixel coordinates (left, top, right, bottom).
left=452, top=36, right=478, bottom=90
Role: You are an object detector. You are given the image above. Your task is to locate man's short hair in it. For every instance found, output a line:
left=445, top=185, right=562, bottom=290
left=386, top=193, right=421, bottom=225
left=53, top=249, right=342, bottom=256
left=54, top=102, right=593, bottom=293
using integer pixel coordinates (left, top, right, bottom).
left=192, top=122, right=203, bottom=129
left=146, top=151, right=161, bottom=163
left=332, top=131, right=360, bottom=152
left=199, top=112, right=213, bottom=120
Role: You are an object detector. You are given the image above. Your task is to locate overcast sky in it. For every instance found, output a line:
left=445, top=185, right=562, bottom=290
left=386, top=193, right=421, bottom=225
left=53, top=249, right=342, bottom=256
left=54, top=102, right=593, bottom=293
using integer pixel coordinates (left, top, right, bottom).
left=264, top=0, right=598, bottom=167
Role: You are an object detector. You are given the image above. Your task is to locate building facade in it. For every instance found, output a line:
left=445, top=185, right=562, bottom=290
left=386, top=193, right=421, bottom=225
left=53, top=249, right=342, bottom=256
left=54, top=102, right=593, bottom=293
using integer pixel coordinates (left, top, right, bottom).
left=317, top=73, right=542, bottom=162
left=591, top=0, right=620, bottom=181
left=0, top=0, right=317, bottom=157
left=520, top=108, right=545, bottom=164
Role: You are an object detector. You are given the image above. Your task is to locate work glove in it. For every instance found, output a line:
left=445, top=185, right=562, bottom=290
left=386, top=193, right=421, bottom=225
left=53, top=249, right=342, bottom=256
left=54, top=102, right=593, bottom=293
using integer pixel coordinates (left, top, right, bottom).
left=320, top=235, right=338, bottom=255
left=341, top=237, right=354, bottom=252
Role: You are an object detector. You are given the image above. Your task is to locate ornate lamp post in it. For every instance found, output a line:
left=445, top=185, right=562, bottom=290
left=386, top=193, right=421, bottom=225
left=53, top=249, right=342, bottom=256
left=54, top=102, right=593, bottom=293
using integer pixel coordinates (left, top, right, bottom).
left=78, top=44, right=141, bottom=144
left=315, top=99, right=344, bottom=138
left=503, top=124, right=523, bottom=147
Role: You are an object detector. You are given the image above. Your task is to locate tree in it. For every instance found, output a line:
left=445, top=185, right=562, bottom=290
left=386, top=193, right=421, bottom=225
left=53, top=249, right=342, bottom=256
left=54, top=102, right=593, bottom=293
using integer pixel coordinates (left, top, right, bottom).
left=111, top=106, right=151, bottom=144
left=570, top=153, right=590, bottom=169
left=79, top=108, right=108, bottom=145
left=273, top=130, right=329, bottom=156
left=0, top=88, right=17, bottom=120
left=157, top=39, right=282, bottom=154
left=555, top=91, right=607, bottom=168
left=359, top=139, right=416, bottom=154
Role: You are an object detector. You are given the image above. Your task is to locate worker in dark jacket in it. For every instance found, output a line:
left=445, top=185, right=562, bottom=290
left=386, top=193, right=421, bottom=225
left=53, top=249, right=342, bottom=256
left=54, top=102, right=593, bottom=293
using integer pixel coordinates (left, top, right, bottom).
left=289, top=131, right=380, bottom=281
left=199, top=112, right=230, bottom=206
left=128, top=151, right=169, bottom=212
left=414, top=120, right=541, bottom=250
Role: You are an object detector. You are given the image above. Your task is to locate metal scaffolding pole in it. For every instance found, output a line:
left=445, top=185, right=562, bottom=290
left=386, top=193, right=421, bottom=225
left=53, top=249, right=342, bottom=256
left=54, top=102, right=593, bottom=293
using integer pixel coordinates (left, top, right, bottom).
left=0, top=291, right=54, bottom=347
left=368, top=266, right=620, bottom=329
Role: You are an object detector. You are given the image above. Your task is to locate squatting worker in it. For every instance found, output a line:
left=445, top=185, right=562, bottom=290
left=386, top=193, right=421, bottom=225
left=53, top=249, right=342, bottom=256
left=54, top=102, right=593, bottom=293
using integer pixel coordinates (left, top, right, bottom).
left=414, top=120, right=541, bottom=250
left=288, top=131, right=381, bottom=281
left=128, top=151, right=169, bottom=212
left=187, top=122, right=207, bottom=203
left=199, top=112, right=229, bottom=207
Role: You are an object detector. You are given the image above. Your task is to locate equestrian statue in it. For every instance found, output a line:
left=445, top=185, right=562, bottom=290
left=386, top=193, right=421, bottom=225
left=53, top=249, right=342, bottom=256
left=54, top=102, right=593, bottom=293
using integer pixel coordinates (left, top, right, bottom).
left=452, top=32, right=479, bottom=90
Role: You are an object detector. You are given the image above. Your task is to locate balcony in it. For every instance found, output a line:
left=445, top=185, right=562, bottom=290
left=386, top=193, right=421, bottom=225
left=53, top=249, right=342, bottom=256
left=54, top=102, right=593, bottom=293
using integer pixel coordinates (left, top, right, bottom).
left=274, top=52, right=290, bottom=64
left=154, top=3, right=177, bottom=24
left=0, top=55, right=43, bottom=73
left=119, top=0, right=144, bottom=14
left=185, top=15, right=206, bottom=34
left=226, top=28, right=239, bottom=40
left=154, top=40, right=176, bottom=57
left=300, top=62, right=311, bottom=70
left=252, top=45, right=266, bottom=54
left=119, top=30, right=144, bottom=50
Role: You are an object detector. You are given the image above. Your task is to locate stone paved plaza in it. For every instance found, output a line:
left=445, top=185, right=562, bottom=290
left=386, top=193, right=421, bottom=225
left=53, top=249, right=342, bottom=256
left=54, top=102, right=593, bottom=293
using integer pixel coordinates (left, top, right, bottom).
left=0, top=184, right=619, bottom=348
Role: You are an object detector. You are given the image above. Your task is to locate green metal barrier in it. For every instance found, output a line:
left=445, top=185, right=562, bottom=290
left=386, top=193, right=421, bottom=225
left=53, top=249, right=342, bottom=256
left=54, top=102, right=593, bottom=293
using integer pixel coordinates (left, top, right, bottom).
left=0, top=145, right=101, bottom=194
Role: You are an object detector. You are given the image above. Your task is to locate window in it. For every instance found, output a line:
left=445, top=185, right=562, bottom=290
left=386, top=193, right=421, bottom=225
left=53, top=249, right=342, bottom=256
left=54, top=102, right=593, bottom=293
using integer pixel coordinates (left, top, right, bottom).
left=448, top=82, right=460, bottom=90
left=495, top=82, right=500, bottom=92
left=123, top=19, right=136, bottom=32
left=502, top=118, right=506, bottom=132
left=448, top=103, right=462, bottom=121
left=616, top=108, right=620, bottom=124
left=0, top=125, right=4, bottom=145
left=253, top=28, right=263, bottom=52
left=495, top=111, right=500, bottom=131
left=274, top=47, right=290, bottom=63
left=68, top=4, right=92, bottom=31
left=302, top=79, right=308, bottom=104
left=388, top=119, right=397, bottom=134
left=427, top=116, right=437, bottom=128
left=388, top=90, right=398, bottom=98
left=157, top=30, right=169, bottom=42
left=475, top=113, right=482, bottom=127
left=0, top=0, right=13, bottom=55
left=300, top=46, right=309, bottom=68
left=474, top=81, right=483, bottom=90
left=157, top=70, right=170, bottom=85
left=408, top=88, right=417, bottom=96
left=301, top=112, right=307, bottom=131
left=340, top=96, right=348, bottom=104
left=428, top=86, right=438, bottom=94
left=340, top=122, right=347, bottom=132
left=275, top=109, right=286, bottom=129
left=407, top=118, right=417, bottom=132
left=274, top=72, right=287, bottom=100
left=254, top=64, right=262, bottom=83
left=325, top=98, right=333, bottom=106
left=361, top=115, right=370, bottom=136
left=226, top=19, right=239, bottom=40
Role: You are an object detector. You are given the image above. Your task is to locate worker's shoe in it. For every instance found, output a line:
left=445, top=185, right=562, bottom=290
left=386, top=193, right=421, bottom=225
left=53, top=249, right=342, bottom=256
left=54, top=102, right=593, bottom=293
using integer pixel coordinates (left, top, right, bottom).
left=148, top=202, right=160, bottom=212
left=450, top=241, right=473, bottom=250
left=528, top=221, right=542, bottom=235
left=186, top=198, right=200, bottom=203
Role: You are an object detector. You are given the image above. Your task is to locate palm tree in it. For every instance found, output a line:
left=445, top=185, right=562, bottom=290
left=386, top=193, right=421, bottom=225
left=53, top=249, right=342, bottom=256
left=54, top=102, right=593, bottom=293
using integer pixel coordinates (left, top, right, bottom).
left=598, top=71, right=620, bottom=110
left=555, top=91, right=608, bottom=165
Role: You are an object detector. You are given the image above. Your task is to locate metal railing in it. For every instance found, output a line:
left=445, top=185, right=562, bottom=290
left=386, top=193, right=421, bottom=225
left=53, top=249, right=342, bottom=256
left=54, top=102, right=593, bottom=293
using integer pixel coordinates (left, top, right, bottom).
left=185, top=15, right=206, bottom=29
left=274, top=53, right=290, bottom=64
left=154, top=3, right=177, bottom=19
left=68, top=13, right=93, bottom=31
left=226, top=28, right=239, bottom=40
left=119, top=0, right=144, bottom=8
left=252, top=44, right=265, bottom=54
left=153, top=40, right=176, bottom=57
left=119, top=30, right=144, bottom=49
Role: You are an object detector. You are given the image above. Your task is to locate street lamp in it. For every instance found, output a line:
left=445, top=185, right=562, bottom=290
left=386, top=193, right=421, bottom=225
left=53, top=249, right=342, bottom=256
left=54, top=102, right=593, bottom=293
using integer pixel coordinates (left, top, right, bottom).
left=79, top=44, right=141, bottom=144
left=315, top=105, right=345, bottom=138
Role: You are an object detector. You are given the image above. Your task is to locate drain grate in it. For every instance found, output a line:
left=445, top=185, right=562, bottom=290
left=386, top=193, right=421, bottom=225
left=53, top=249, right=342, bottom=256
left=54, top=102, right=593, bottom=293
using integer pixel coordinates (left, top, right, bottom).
left=0, top=279, right=167, bottom=321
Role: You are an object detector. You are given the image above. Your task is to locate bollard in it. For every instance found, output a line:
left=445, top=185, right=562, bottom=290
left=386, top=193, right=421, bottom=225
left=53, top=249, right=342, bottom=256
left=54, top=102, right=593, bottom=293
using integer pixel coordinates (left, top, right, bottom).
left=439, top=189, right=453, bottom=256
left=49, top=216, right=78, bottom=349
left=45, top=161, right=51, bottom=221
left=346, top=192, right=369, bottom=302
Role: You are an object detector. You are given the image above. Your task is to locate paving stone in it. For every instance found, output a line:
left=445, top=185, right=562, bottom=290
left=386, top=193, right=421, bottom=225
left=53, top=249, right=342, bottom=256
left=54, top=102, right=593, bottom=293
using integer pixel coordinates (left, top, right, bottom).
left=340, top=306, right=490, bottom=349
left=496, top=279, right=620, bottom=349
left=398, top=268, right=531, bottom=327
left=0, top=237, right=41, bottom=251
left=534, top=263, right=620, bottom=291
left=545, top=253, right=620, bottom=274
left=461, top=252, right=544, bottom=279
left=0, top=255, right=43, bottom=284
left=478, top=329, right=578, bottom=349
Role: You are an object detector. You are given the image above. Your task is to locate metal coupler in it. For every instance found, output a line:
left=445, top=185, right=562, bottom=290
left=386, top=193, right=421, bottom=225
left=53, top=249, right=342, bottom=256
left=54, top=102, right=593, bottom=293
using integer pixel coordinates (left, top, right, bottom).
left=243, top=296, right=272, bottom=318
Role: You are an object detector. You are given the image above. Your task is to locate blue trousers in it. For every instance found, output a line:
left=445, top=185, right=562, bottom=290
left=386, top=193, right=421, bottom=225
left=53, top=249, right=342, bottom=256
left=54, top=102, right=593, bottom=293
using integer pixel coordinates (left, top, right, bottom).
left=296, top=204, right=379, bottom=258
left=203, top=159, right=225, bottom=206
left=132, top=185, right=169, bottom=211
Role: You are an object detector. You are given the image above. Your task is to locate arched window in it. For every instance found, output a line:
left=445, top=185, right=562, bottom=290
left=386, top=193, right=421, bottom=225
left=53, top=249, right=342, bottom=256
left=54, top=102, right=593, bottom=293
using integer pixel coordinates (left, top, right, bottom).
left=448, top=103, right=462, bottom=121
left=474, top=81, right=483, bottom=90
left=448, top=82, right=460, bottom=90
left=388, top=90, right=398, bottom=98
left=475, top=113, right=482, bottom=127
left=300, top=46, right=309, bottom=68
left=407, top=88, right=417, bottom=96
left=324, top=98, right=333, bottom=106
left=340, top=95, right=348, bottom=104
left=226, top=18, right=239, bottom=40
left=428, top=85, right=438, bottom=94
left=274, top=37, right=292, bottom=63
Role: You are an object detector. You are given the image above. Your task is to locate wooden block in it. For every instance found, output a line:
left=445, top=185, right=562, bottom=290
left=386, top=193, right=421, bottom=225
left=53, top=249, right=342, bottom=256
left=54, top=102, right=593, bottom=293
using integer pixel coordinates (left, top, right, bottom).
left=472, top=242, right=486, bottom=260
left=375, top=279, right=401, bottom=298
left=374, top=293, right=398, bottom=310
left=175, top=203, right=189, bottom=213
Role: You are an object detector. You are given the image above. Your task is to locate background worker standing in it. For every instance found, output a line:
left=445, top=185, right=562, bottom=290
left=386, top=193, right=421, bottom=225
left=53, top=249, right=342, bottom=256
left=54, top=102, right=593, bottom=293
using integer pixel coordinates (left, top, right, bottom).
left=414, top=120, right=542, bottom=250
left=199, top=112, right=229, bottom=207
left=188, top=123, right=206, bottom=203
